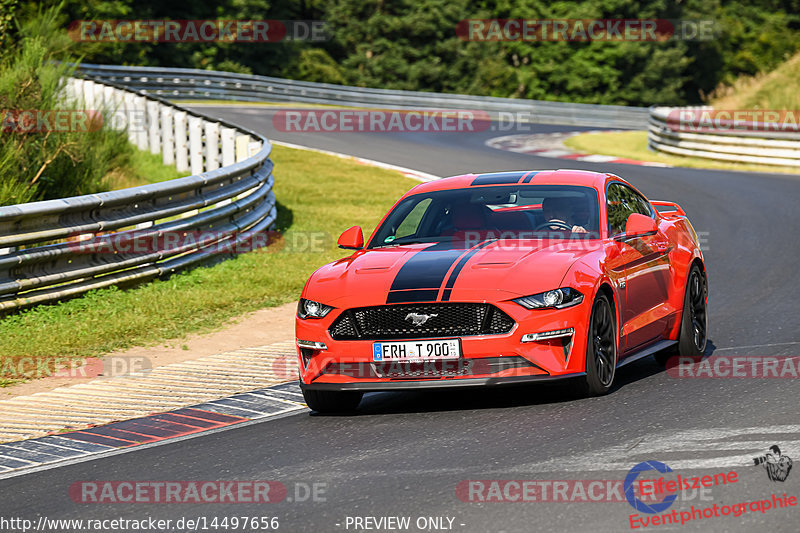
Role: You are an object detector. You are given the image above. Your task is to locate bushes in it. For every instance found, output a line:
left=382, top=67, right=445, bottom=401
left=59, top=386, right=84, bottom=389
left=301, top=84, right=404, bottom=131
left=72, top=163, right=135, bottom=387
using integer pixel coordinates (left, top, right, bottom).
left=0, top=5, right=133, bottom=206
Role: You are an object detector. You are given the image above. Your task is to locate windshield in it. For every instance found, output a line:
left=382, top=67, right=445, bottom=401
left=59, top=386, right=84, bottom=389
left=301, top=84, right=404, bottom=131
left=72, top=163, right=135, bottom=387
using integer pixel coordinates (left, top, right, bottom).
left=369, top=185, right=601, bottom=248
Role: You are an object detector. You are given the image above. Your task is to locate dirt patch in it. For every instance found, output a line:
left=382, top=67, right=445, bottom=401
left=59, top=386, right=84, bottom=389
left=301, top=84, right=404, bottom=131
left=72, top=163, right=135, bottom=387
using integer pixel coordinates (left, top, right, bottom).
left=0, top=301, right=297, bottom=399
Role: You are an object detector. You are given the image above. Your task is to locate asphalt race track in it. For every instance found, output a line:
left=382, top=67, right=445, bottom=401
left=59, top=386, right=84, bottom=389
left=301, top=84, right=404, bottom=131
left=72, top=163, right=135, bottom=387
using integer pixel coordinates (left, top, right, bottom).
left=2, top=107, right=798, bottom=532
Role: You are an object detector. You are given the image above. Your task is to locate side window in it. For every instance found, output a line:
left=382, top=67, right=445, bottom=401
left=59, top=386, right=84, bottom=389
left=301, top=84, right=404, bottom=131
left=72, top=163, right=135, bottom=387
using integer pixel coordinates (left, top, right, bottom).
left=395, top=198, right=432, bottom=239
left=607, top=184, right=652, bottom=236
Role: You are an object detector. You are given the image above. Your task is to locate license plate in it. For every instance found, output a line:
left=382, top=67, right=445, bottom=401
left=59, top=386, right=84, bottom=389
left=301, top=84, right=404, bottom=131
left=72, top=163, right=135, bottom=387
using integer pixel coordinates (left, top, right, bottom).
left=373, top=339, right=460, bottom=362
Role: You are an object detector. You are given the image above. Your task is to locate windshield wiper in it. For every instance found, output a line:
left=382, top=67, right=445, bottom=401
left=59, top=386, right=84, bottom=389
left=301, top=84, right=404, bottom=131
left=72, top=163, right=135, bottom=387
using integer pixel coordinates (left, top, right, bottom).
left=371, top=238, right=433, bottom=248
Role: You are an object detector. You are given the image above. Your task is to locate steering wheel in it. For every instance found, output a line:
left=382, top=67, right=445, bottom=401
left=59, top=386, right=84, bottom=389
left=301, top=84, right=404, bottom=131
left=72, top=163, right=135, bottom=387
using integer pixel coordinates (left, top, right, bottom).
left=535, top=220, right=572, bottom=231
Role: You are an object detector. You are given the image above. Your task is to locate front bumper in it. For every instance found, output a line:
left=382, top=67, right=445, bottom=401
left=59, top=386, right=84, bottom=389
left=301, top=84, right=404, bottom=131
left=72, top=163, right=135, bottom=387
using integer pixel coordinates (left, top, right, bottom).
left=295, top=298, right=591, bottom=389
left=300, top=371, right=587, bottom=392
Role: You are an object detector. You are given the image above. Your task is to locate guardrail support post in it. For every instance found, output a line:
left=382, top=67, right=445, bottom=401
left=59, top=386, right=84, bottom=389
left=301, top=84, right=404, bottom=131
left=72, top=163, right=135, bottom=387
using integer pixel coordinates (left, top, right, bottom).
left=83, top=80, right=95, bottom=109
left=221, top=127, right=235, bottom=167
left=133, top=96, right=148, bottom=150
left=122, top=93, right=137, bottom=143
left=235, top=135, right=251, bottom=163
left=161, top=107, right=175, bottom=166
left=93, top=82, right=105, bottom=112
left=205, top=122, right=221, bottom=171
left=174, top=111, right=189, bottom=172
left=147, top=101, right=161, bottom=155
left=189, top=116, right=204, bottom=175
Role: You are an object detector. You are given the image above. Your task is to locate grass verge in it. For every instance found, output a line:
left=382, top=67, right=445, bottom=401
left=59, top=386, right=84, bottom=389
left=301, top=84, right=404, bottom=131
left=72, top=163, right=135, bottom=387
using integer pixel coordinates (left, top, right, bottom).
left=0, top=144, right=417, bottom=386
left=710, top=52, right=800, bottom=110
left=102, top=148, right=190, bottom=190
left=563, top=131, right=800, bottom=175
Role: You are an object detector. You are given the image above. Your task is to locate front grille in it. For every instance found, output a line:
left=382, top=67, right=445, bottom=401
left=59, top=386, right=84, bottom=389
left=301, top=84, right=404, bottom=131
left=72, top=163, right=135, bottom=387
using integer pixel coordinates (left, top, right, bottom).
left=329, top=303, right=515, bottom=340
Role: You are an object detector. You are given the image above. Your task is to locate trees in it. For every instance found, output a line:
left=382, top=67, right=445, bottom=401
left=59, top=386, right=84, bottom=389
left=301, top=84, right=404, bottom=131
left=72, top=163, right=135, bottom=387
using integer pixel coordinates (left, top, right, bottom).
left=10, top=0, right=800, bottom=106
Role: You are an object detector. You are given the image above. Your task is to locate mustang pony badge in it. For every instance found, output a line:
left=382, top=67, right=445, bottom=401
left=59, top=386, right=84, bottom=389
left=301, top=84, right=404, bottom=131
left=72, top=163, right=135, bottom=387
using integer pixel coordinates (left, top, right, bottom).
left=405, top=313, right=438, bottom=326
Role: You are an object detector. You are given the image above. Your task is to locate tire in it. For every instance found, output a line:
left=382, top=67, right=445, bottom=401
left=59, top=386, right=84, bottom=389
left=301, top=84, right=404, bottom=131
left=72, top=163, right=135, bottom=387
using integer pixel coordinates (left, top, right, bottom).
left=301, top=387, right=363, bottom=414
left=573, top=293, right=617, bottom=397
left=655, top=265, right=707, bottom=366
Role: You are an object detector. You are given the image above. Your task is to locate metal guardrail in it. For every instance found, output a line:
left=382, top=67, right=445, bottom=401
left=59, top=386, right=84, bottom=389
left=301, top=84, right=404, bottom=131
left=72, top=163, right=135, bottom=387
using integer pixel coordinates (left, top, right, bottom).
left=648, top=106, right=800, bottom=167
left=0, top=77, right=276, bottom=312
left=76, top=63, right=650, bottom=130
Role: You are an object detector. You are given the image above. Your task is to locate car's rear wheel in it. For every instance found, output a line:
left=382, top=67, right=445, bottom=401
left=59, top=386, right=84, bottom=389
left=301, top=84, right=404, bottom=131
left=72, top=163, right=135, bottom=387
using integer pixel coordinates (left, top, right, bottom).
left=655, top=265, right=707, bottom=365
left=573, top=293, right=617, bottom=397
left=302, top=388, right=363, bottom=414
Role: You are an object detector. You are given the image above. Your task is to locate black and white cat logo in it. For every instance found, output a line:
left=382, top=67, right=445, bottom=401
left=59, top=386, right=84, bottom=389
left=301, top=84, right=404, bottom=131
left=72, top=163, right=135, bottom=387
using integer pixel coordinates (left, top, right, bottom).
left=753, top=445, right=793, bottom=482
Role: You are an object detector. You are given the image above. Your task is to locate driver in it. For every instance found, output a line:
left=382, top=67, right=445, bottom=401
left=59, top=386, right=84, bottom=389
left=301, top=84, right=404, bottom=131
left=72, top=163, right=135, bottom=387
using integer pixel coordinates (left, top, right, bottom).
left=541, top=197, right=587, bottom=233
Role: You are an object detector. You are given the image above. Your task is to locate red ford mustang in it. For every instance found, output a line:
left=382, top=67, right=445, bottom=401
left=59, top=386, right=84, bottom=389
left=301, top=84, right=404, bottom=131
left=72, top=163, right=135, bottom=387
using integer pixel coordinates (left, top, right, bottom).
left=295, top=170, right=707, bottom=412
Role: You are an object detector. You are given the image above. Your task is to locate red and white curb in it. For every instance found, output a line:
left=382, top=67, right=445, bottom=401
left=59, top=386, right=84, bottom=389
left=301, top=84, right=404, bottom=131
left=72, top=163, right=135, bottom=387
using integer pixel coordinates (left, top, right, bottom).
left=0, top=381, right=305, bottom=478
left=486, top=131, right=670, bottom=167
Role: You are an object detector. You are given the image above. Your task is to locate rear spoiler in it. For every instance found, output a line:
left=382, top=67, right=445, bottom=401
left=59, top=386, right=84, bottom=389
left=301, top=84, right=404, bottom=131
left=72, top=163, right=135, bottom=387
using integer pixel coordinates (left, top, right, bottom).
left=651, top=200, right=686, bottom=217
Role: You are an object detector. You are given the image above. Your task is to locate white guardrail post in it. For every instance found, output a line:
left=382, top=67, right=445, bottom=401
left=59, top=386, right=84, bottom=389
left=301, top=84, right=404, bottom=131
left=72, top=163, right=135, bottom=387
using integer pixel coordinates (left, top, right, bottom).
left=174, top=110, right=189, bottom=172
left=161, top=106, right=175, bottom=166
left=188, top=116, right=204, bottom=175
left=204, top=121, right=220, bottom=171
left=147, top=100, right=161, bottom=155
left=133, top=96, right=148, bottom=150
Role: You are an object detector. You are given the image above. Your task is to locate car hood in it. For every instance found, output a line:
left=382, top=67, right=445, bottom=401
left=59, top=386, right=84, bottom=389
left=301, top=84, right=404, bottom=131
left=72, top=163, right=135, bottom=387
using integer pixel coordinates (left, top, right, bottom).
left=306, top=240, right=596, bottom=307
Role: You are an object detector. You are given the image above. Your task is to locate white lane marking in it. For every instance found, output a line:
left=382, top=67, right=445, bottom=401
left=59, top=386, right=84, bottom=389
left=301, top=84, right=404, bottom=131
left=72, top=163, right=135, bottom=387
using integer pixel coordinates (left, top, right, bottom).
left=713, top=341, right=800, bottom=352
left=517, top=425, right=800, bottom=473
left=576, top=154, right=617, bottom=162
left=271, top=141, right=442, bottom=182
left=0, top=454, right=37, bottom=465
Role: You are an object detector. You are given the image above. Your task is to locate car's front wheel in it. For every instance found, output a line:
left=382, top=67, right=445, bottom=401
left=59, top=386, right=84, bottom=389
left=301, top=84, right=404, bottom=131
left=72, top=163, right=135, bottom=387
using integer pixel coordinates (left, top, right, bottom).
left=573, top=293, right=617, bottom=397
left=301, top=388, right=363, bottom=414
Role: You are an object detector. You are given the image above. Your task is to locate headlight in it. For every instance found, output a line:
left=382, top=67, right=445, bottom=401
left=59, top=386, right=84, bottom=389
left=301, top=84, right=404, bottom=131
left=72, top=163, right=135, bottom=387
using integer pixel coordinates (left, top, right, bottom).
left=513, top=288, right=583, bottom=310
left=297, top=298, right=334, bottom=319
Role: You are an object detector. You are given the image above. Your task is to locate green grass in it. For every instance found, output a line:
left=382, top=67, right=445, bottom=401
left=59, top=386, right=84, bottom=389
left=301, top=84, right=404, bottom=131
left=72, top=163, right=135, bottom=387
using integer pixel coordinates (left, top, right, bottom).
left=563, top=131, right=800, bottom=175
left=710, top=52, right=800, bottom=111
left=0, top=144, right=418, bottom=386
left=102, top=148, right=189, bottom=190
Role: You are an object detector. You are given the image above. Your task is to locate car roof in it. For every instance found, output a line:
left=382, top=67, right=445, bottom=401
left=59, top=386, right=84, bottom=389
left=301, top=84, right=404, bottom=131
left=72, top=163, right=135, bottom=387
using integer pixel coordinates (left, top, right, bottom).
left=404, top=169, right=628, bottom=197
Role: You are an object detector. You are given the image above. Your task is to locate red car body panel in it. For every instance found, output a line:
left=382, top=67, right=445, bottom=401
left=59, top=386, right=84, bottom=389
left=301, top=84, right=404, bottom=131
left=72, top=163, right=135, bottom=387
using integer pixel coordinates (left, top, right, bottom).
left=296, top=170, right=705, bottom=390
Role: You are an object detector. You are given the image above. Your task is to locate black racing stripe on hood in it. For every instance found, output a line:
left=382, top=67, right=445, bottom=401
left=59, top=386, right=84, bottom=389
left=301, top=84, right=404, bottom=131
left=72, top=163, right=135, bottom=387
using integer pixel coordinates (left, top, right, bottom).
left=440, top=240, right=495, bottom=301
left=386, top=289, right=440, bottom=304
left=388, top=242, right=464, bottom=294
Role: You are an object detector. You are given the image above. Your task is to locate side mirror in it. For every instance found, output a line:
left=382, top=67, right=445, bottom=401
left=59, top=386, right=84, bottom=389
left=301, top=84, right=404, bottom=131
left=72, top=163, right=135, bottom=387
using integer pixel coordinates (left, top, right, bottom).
left=337, top=226, right=364, bottom=250
left=623, top=213, right=658, bottom=238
